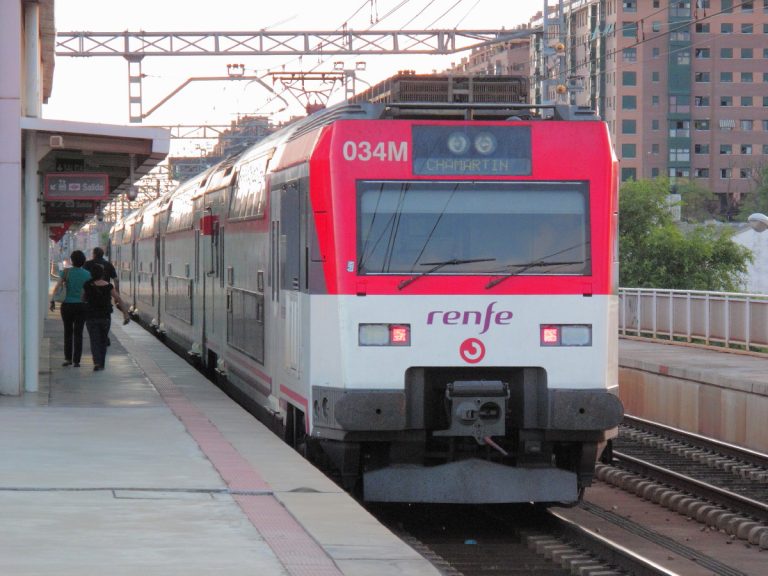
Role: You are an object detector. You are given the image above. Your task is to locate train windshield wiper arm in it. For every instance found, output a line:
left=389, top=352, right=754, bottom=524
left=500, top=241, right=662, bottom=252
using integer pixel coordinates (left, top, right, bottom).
left=398, top=258, right=496, bottom=290
left=485, top=260, right=583, bottom=289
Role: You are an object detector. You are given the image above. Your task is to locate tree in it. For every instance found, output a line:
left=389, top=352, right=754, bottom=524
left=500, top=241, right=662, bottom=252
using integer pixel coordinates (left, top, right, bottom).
left=619, top=178, right=752, bottom=291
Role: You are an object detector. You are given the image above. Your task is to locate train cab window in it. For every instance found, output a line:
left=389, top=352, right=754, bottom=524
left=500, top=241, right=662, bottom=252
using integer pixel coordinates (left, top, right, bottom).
left=357, top=181, right=591, bottom=276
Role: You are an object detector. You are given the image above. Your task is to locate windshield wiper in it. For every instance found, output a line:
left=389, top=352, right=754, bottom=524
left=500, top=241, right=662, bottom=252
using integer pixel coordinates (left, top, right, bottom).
left=485, top=260, right=584, bottom=289
left=398, top=258, right=496, bottom=290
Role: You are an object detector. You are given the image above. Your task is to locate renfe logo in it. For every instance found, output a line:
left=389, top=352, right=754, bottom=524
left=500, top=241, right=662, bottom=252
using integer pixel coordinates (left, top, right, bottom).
left=427, top=301, right=513, bottom=335
left=460, top=338, right=486, bottom=363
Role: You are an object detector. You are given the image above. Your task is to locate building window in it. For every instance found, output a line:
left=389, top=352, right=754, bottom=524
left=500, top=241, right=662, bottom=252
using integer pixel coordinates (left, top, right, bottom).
left=623, top=1, right=637, bottom=12
left=742, top=23, right=754, bottom=33
left=622, top=95, right=637, bottom=109
left=720, top=168, right=732, bottom=178
left=720, top=47, right=733, bottom=58
left=695, top=48, right=710, bottom=58
left=622, top=144, right=637, bottom=158
left=652, top=21, right=661, bottom=32
left=742, top=1, right=754, bottom=11
left=741, top=72, right=753, bottom=82
left=763, top=120, right=768, bottom=131
left=671, top=1, right=691, bottom=16
left=623, top=21, right=638, bottom=37
left=623, top=71, right=637, bottom=85
left=652, top=95, right=660, bottom=107
left=741, top=119, right=754, bottom=131
left=763, top=96, right=768, bottom=106
left=720, top=71, right=733, bottom=82
left=722, top=0, right=733, bottom=13
left=695, top=96, right=710, bottom=106
left=719, top=119, right=736, bottom=130
left=676, top=50, right=690, bottom=65
left=741, top=96, right=753, bottom=106
left=720, top=144, right=733, bottom=155
left=651, top=71, right=660, bottom=82
left=622, top=119, right=637, bottom=134
left=696, top=23, right=710, bottom=32
left=652, top=47, right=660, bottom=58
left=670, top=167, right=690, bottom=178
left=670, top=120, right=690, bottom=137
left=763, top=145, right=768, bottom=155
left=695, top=168, right=710, bottom=178
left=669, top=148, right=690, bottom=162
left=652, top=119, right=660, bottom=130
left=740, top=168, right=751, bottom=178
left=694, top=119, right=710, bottom=130
left=621, top=168, right=637, bottom=181
left=669, top=94, right=690, bottom=113
left=652, top=168, right=660, bottom=177
left=624, top=48, right=637, bottom=62
left=720, top=96, right=733, bottom=106
left=741, top=144, right=753, bottom=154
left=721, top=23, right=733, bottom=33
left=695, top=144, right=710, bottom=154
left=695, top=71, right=710, bottom=82
left=652, top=143, right=660, bottom=154
left=671, top=30, right=690, bottom=42
left=741, top=48, right=754, bottom=58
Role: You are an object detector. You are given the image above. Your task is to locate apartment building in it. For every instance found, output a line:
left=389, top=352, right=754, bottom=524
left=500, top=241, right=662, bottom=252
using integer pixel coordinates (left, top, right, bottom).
left=455, top=0, right=768, bottom=213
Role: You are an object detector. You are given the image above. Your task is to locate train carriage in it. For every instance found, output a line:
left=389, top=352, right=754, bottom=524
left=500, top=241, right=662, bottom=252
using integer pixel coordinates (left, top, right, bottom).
left=112, top=93, right=623, bottom=504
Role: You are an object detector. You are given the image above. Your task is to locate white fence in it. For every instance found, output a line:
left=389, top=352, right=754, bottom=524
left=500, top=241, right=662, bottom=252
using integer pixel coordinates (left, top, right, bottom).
left=618, top=288, right=768, bottom=351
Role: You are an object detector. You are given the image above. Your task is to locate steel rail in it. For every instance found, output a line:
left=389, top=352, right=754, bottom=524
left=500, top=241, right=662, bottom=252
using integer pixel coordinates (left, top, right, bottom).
left=612, top=450, right=768, bottom=523
left=624, top=414, right=768, bottom=470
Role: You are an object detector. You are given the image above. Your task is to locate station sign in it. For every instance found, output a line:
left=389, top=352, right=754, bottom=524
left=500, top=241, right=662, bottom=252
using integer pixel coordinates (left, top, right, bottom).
left=44, top=172, right=110, bottom=201
left=43, top=200, right=98, bottom=223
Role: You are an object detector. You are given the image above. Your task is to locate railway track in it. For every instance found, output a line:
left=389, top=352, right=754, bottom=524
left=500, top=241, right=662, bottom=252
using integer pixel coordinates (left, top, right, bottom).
left=597, top=415, right=768, bottom=549
left=369, top=502, right=675, bottom=575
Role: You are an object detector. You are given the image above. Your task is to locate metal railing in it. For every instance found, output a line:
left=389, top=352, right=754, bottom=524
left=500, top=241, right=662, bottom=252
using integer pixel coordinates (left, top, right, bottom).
left=618, top=288, right=768, bottom=351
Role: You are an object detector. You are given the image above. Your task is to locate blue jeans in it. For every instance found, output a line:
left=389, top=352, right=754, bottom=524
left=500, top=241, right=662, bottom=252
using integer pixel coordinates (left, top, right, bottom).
left=86, top=317, right=111, bottom=367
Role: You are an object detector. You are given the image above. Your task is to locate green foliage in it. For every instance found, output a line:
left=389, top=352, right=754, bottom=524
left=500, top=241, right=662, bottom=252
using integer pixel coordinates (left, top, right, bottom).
left=675, top=179, right=720, bottom=222
left=619, top=179, right=752, bottom=290
left=737, top=163, right=768, bottom=217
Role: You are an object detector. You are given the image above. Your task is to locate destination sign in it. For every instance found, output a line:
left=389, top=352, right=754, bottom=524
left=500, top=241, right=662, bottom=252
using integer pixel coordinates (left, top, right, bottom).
left=412, top=125, right=532, bottom=176
left=44, top=173, right=110, bottom=201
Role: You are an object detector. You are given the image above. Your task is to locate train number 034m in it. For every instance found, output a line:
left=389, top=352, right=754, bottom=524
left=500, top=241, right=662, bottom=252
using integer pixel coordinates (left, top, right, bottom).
left=341, top=140, right=408, bottom=162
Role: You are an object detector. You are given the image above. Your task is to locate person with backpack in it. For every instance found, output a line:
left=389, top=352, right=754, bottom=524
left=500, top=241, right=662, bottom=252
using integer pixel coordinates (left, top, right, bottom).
left=82, top=263, right=130, bottom=371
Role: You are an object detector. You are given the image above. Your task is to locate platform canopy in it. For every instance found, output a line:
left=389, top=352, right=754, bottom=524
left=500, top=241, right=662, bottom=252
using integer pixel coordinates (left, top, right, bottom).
left=21, top=117, right=170, bottom=224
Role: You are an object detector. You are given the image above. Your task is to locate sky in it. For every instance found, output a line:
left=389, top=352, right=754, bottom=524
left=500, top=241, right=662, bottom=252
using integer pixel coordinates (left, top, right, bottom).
left=44, top=0, right=546, bottom=154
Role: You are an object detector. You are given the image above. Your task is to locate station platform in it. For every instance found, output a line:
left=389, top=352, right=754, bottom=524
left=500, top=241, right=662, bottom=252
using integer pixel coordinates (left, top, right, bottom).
left=0, top=309, right=440, bottom=576
left=618, top=337, right=768, bottom=453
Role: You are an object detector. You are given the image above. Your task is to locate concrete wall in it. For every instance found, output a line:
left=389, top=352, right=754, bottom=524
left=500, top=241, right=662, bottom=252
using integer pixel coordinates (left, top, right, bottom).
left=619, top=367, right=768, bottom=453
left=0, top=1, right=23, bottom=394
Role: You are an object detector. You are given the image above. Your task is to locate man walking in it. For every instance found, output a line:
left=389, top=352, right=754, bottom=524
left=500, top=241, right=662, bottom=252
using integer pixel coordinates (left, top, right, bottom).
left=83, top=247, right=118, bottom=289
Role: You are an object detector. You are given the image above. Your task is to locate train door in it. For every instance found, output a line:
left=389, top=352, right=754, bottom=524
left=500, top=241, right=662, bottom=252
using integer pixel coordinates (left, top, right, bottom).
left=272, top=181, right=302, bottom=386
left=202, top=190, right=225, bottom=365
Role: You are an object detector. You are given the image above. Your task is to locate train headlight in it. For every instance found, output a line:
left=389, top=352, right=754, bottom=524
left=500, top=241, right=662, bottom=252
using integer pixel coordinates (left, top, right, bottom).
left=540, top=324, right=592, bottom=347
left=359, top=323, right=411, bottom=346
left=473, top=132, right=497, bottom=155
left=447, top=132, right=470, bottom=155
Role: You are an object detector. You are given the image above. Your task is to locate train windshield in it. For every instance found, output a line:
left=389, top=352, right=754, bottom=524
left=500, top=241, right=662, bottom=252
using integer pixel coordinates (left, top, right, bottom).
left=357, top=181, right=591, bottom=276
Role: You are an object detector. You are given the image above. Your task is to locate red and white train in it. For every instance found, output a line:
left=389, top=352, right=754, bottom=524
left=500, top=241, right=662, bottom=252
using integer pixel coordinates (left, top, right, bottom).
left=110, top=97, right=623, bottom=504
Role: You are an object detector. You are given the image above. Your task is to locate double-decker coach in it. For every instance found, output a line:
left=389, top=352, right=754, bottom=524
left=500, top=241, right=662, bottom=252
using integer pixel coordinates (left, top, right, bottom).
left=112, top=94, right=623, bottom=505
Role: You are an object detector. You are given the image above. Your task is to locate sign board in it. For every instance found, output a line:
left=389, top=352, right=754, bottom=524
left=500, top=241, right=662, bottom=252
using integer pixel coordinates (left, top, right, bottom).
left=44, top=173, right=110, bottom=201
left=43, top=200, right=98, bottom=223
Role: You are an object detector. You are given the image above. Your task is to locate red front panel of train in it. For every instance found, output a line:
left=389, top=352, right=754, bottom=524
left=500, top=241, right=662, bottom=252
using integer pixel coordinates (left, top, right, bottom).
left=308, top=119, right=617, bottom=296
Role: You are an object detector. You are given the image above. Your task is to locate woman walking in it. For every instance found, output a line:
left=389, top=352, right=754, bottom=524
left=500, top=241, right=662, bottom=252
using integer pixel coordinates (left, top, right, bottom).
left=49, top=250, right=90, bottom=367
left=82, top=263, right=130, bottom=371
